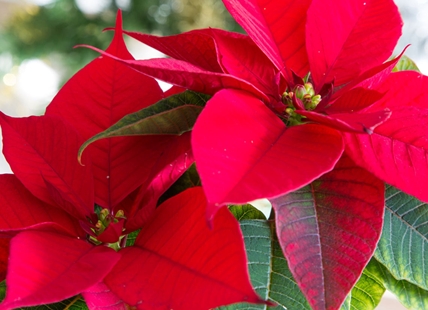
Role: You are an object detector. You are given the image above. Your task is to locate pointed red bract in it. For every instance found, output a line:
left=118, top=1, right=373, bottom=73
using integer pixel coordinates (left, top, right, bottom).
left=344, top=106, right=428, bottom=203
left=306, top=0, right=402, bottom=87
left=210, top=29, right=278, bottom=96
left=0, top=174, right=84, bottom=237
left=46, top=11, right=168, bottom=209
left=124, top=29, right=223, bottom=72
left=271, top=155, right=384, bottom=310
left=297, top=108, right=391, bottom=133
left=222, top=0, right=312, bottom=76
left=0, top=231, right=120, bottom=309
left=80, top=46, right=269, bottom=102
left=0, top=113, right=94, bottom=220
left=125, top=132, right=193, bottom=232
left=105, top=187, right=262, bottom=310
left=192, top=89, right=344, bottom=218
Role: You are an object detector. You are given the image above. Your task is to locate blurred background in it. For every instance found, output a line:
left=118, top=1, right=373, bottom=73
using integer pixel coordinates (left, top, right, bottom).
left=0, top=1, right=426, bottom=308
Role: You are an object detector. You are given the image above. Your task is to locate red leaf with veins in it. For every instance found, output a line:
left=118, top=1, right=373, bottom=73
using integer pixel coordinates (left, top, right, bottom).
left=0, top=231, right=120, bottom=309
left=46, top=11, right=166, bottom=209
left=222, top=0, right=311, bottom=76
left=124, top=29, right=223, bottom=72
left=271, top=154, right=384, bottom=310
left=125, top=132, right=193, bottom=232
left=371, top=71, right=428, bottom=110
left=192, top=89, right=344, bottom=219
left=105, top=187, right=262, bottom=310
left=80, top=46, right=269, bottom=102
left=210, top=29, right=278, bottom=97
left=0, top=113, right=93, bottom=220
left=344, top=106, right=428, bottom=203
left=306, top=0, right=402, bottom=88
left=0, top=174, right=84, bottom=238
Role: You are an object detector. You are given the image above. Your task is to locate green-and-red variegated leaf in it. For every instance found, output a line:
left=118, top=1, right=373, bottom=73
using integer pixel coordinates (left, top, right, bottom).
left=270, top=154, right=384, bottom=310
left=78, top=90, right=209, bottom=161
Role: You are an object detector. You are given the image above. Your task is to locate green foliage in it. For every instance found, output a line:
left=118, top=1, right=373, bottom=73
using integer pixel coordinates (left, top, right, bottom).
left=375, top=185, right=428, bottom=290
left=125, top=229, right=141, bottom=247
left=392, top=55, right=420, bottom=72
left=78, top=90, right=210, bottom=161
left=368, top=258, right=428, bottom=310
left=350, top=260, right=385, bottom=310
left=229, top=204, right=267, bottom=221
left=218, top=220, right=311, bottom=310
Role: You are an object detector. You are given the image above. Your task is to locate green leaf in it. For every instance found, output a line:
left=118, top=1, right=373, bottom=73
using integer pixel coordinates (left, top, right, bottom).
left=392, top=55, right=420, bottom=72
left=229, top=204, right=267, bottom=220
left=375, top=185, right=428, bottom=290
left=218, top=220, right=311, bottom=310
left=78, top=90, right=210, bottom=162
left=341, top=295, right=351, bottom=310
left=350, top=259, right=385, bottom=310
left=362, top=258, right=428, bottom=310
left=125, top=229, right=140, bottom=247
left=0, top=281, right=5, bottom=302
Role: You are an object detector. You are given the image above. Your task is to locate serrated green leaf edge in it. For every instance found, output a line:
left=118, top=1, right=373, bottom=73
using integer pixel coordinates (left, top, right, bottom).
left=375, top=185, right=428, bottom=290
left=78, top=90, right=210, bottom=162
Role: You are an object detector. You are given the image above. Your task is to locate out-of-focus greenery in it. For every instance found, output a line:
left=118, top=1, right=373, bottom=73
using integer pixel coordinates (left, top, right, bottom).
left=0, top=0, right=241, bottom=81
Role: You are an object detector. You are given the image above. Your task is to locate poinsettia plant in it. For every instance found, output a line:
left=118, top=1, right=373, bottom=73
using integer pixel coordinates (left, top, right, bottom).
left=1, top=0, right=428, bottom=309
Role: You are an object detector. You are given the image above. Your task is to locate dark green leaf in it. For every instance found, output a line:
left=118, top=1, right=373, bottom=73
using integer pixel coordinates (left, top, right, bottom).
left=392, top=55, right=420, bottom=72
left=0, top=281, right=5, bottom=302
left=375, top=185, right=428, bottom=290
left=218, top=220, right=311, bottom=310
left=229, top=204, right=267, bottom=220
left=78, top=90, right=210, bottom=162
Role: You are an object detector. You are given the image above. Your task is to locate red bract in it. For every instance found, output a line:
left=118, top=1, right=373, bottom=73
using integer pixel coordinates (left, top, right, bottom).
left=0, top=12, right=261, bottom=309
left=84, top=1, right=428, bottom=309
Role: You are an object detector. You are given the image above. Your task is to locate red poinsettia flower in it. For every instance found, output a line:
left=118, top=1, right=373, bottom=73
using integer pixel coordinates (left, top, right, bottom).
left=84, top=0, right=428, bottom=309
left=0, top=12, right=262, bottom=309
